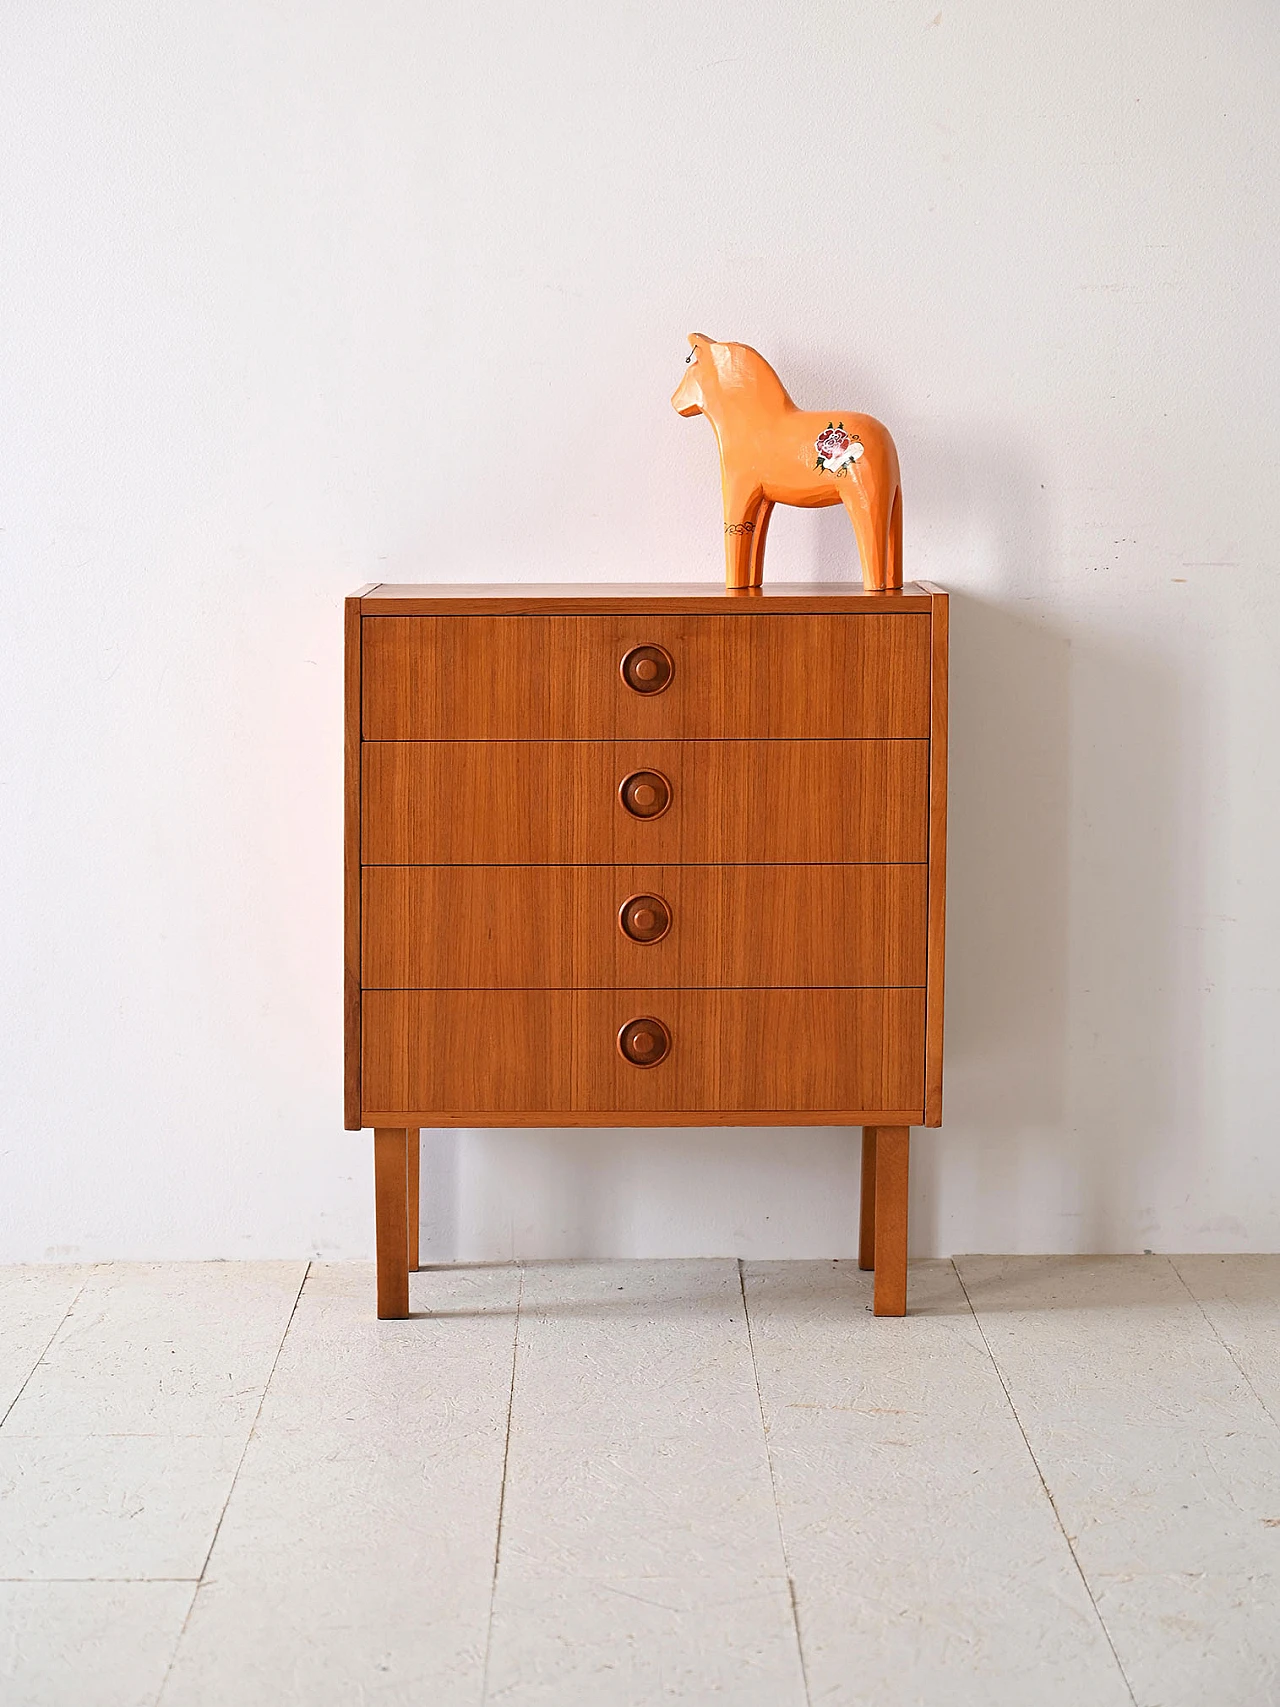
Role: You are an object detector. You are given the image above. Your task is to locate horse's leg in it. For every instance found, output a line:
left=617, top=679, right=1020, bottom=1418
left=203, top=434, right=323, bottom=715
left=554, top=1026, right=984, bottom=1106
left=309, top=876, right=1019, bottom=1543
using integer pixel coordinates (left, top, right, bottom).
left=887, top=484, right=903, bottom=590
left=722, top=481, right=765, bottom=590
left=840, top=478, right=889, bottom=591
left=746, top=500, right=774, bottom=588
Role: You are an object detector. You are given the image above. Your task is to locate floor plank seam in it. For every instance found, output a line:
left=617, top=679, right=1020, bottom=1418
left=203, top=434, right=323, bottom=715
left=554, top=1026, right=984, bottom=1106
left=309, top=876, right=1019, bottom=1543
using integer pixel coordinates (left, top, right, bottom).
left=738, top=1259, right=812, bottom=1707
left=480, top=1259, right=524, bottom=1707
left=0, top=1577, right=202, bottom=1584
left=150, top=1259, right=312, bottom=1707
left=0, top=1265, right=98, bottom=1434
left=1168, top=1256, right=1280, bottom=1436
left=950, top=1259, right=1140, bottom=1707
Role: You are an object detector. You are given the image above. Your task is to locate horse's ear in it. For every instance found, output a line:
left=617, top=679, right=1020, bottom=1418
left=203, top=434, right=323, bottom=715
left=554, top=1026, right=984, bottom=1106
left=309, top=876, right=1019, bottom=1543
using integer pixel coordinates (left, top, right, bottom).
left=688, top=332, right=711, bottom=347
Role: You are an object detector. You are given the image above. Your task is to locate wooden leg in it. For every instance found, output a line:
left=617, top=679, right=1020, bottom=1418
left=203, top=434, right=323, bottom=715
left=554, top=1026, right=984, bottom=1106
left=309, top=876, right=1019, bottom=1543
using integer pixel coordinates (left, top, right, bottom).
left=722, top=482, right=765, bottom=589
left=839, top=479, right=888, bottom=592
left=872, top=1126, right=910, bottom=1317
left=407, top=1129, right=421, bottom=1273
left=859, top=1127, right=877, bottom=1270
left=374, top=1128, right=410, bottom=1319
left=746, top=500, right=774, bottom=589
left=887, top=484, right=903, bottom=590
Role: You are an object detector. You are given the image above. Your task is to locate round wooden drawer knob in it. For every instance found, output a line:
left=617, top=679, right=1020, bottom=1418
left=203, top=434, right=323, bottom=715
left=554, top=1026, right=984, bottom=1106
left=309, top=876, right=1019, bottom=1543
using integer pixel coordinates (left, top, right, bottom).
left=620, top=644, right=673, bottom=695
left=619, top=893, right=671, bottom=943
left=619, top=769, right=671, bottom=819
left=618, top=1016, right=671, bottom=1068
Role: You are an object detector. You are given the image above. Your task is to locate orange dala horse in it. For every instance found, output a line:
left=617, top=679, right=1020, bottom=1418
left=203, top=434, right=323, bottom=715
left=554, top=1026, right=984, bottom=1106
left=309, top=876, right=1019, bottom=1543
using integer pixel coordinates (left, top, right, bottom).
left=671, top=334, right=902, bottom=592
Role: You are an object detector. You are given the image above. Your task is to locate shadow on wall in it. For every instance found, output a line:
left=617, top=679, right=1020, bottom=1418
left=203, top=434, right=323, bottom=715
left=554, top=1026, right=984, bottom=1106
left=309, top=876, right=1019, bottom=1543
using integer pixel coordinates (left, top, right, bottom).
left=1051, top=617, right=1201, bottom=1252
left=910, top=589, right=1072, bottom=1251
left=418, top=1124, right=866, bottom=1265
left=910, top=471, right=1199, bottom=1257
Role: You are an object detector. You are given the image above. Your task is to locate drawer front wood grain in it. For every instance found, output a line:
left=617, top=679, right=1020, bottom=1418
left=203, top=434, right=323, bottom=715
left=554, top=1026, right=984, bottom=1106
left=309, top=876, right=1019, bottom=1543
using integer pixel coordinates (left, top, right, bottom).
left=362, top=740, right=929, bottom=865
left=362, top=864, right=928, bottom=989
left=361, top=613, right=931, bottom=740
left=362, top=989, right=925, bottom=1116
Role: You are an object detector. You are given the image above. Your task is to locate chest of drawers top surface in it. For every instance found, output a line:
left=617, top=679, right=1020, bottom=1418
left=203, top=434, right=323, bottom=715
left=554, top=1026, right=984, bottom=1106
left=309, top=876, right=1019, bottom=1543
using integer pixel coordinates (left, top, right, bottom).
left=358, top=581, right=937, bottom=612
left=345, top=581, right=947, bottom=1130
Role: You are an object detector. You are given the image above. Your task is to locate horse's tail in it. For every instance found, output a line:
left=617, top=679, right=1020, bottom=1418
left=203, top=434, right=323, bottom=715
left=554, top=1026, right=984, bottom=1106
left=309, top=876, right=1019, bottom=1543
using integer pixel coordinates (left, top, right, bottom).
left=886, top=482, right=903, bottom=590
left=866, top=425, right=902, bottom=590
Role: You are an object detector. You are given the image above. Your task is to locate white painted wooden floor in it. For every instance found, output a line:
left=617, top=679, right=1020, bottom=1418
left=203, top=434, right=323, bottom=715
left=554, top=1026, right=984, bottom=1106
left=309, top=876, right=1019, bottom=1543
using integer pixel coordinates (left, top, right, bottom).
left=2, top=1258, right=1279, bottom=1706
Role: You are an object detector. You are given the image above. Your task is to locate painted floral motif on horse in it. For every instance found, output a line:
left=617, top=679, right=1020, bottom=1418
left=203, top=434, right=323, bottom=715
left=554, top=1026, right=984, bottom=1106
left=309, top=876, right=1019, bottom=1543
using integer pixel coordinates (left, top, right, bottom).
left=814, top=423, right=864, bottom=476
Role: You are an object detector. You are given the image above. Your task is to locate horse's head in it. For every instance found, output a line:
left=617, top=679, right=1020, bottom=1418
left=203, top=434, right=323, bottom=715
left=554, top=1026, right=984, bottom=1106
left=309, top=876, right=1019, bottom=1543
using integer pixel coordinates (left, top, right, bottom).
left=671, top=333, right=715, bottom=417
left=671, top=334, right=786, bottom=418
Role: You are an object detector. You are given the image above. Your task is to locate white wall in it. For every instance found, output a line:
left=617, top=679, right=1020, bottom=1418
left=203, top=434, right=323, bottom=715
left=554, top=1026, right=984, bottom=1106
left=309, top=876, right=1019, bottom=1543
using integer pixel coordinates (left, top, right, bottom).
left=3, top=2, right=1278, bottom=1262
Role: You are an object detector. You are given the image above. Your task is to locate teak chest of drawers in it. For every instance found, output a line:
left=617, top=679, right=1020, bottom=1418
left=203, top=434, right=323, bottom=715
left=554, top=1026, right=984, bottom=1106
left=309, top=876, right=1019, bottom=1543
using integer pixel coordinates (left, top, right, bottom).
left=345, top=581, right=948, bottom=1318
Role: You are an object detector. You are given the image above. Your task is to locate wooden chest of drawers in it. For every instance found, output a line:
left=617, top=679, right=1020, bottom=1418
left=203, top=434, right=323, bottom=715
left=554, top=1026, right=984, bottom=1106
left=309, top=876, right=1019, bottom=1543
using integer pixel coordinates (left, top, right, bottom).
left=345, top=581, right=948, bottom=1317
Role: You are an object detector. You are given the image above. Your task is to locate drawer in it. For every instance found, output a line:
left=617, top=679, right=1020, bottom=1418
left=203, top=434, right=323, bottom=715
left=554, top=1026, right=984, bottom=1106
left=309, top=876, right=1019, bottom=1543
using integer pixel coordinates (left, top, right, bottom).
left=362, top=740, right=929, bottom=865
left=361, top=613, right=931, bottom=740
left=362, top=864, right=927, bottom=989
left=361, top=989, right=925, bottom=1116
